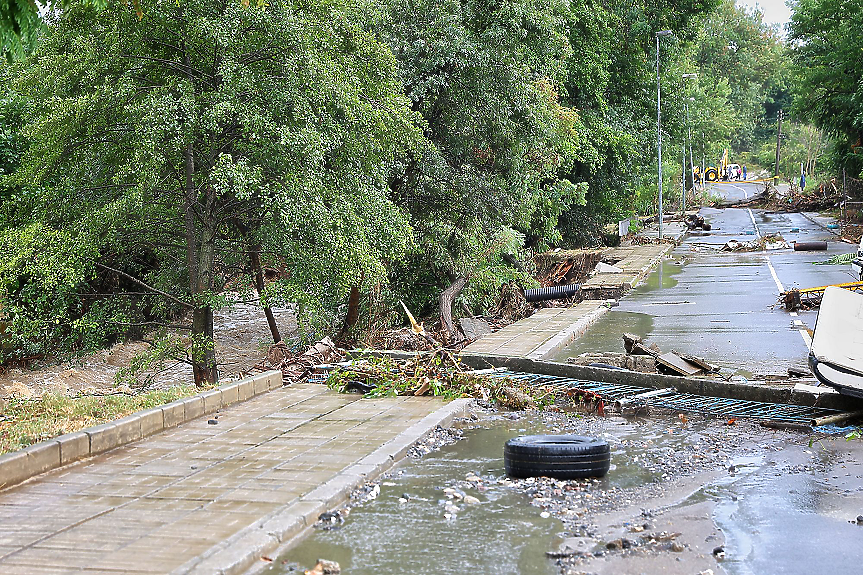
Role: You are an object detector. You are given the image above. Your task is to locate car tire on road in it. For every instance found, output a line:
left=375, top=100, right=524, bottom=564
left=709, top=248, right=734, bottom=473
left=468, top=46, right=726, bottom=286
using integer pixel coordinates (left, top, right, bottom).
left=504, top=435, right=610, bottom=479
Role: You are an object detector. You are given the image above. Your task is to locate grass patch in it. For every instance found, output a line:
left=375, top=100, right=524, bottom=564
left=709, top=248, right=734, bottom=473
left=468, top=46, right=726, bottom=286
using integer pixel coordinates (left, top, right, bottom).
left=0, top=384, right=215, bottom=455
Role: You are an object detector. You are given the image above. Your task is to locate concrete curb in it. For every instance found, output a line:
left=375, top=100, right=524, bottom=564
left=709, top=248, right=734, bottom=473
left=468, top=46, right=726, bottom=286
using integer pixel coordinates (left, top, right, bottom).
left=0, top=370, right=283, bottom=491
left=174, top=398, right=472, bottom=575
left=455, top=355, right=863, bottom=412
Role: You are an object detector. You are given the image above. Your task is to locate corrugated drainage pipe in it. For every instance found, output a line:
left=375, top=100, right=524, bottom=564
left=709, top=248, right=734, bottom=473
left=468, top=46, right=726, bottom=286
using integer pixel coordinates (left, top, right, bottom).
left=524, top=283, right=581, bottom=302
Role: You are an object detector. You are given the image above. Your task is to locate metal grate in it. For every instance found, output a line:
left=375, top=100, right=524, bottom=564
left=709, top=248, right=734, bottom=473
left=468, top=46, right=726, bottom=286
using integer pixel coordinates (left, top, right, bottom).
left=489, top=371, right=842, bottom=425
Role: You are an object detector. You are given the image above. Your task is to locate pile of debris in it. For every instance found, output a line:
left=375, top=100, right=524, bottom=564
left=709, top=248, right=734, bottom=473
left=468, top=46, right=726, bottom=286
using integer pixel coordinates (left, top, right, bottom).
left=566, top=333, right=718, bottom=377
left=535, top=249, right=604, bottom=286
left=780, top=180, right=843, bottom=212
left=261, top=336, right=343, bottom=382
left=721, top=232, right=789, bottom=252
left=324, top=350, right=539, bottom=410
left=685, top=214, right=712, bottom=231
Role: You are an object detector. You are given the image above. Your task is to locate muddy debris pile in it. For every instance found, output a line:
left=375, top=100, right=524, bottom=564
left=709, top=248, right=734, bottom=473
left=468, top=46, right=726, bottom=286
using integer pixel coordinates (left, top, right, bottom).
left=685, top=214, right=712, bottom=231
left=535, top=249, right=604, bottom=287
left=721, top=232, right=789, bottom=252
left=324, top=350, right=539, bottom=409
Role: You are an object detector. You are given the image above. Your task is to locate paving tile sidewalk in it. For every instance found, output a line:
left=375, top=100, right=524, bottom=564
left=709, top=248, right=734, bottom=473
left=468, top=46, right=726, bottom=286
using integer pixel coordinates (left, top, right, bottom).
left=0, top=383, right=451, bottom=574
left=463, top=301, right=608, bottom=358
left=465, top=241, right=676, bottom=360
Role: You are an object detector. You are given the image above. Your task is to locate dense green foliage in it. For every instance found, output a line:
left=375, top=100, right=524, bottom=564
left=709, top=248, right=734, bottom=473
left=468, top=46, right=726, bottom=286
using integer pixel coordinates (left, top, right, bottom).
left=790, top=0, right=863, bottom=177
left=0, top=0, right=848, bottom=379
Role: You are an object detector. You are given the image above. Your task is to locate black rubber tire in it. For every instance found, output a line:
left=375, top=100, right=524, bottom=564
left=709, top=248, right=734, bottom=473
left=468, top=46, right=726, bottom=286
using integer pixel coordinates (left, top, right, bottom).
left=504, top=435, right=610, bottom=479
left=705, top=168, right=718, bottom=182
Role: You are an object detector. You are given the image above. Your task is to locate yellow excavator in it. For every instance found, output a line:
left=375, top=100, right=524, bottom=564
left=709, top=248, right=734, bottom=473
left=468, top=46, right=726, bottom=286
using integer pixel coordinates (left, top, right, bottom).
left=703, top=149, right=729, bottom=182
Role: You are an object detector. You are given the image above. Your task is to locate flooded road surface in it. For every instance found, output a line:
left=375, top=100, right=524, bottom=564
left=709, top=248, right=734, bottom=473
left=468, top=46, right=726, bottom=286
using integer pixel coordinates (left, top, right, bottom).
left=263, top=409, right=863, bottom=575
left=550, top=208, right=856, bottom=375
left=709, top=442, right=863, bottom=575
left=267, top=419, right=566, bottom=575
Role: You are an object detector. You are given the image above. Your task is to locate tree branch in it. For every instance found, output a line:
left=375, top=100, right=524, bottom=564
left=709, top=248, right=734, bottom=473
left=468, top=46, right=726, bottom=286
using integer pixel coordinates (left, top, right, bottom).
left=95, top=263, right=193, bottom=308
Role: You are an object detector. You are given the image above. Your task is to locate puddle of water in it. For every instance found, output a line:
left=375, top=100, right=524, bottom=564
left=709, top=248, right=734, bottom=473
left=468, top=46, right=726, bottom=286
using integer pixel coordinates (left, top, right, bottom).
left=634, top=257, right=684, bottom=291
left=266, top=416, right=724, bottom=574
left=547, top=311, right=653, bottom=362
left=712, top=469, right=862, bottom=575
left=267, top=421, right=563, bottom=575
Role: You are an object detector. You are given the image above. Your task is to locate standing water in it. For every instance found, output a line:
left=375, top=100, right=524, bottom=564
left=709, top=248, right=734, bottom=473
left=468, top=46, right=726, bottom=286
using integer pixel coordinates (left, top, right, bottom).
left=267, top=420, right=563, bottom=574
left=264, top=414, right=716, bottom=574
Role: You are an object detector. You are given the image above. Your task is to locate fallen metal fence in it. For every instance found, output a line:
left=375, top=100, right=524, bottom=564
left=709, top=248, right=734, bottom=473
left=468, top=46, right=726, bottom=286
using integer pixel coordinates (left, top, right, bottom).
left=490, top=371, right=843, bottom=426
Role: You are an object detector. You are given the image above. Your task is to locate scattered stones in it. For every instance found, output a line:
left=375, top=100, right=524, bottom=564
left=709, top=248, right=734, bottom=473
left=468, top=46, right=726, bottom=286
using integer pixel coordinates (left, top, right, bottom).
left=408, top=426, right=463, bottom=458
left=207, top=419, right=218, bottom=425
left=713, top=545, right=726, bottom=560
left=304, top=558, right=340, bottom=575
left=670, top=541, right=684, bottom=552
left=463, top=495, right=480, bottom=505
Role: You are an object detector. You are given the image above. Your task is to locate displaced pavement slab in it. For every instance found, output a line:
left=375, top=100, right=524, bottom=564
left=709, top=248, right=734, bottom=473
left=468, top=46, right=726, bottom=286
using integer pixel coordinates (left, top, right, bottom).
left=0, top=383, right=467, bottom=574
left=582, top=243, right=675, bottom=293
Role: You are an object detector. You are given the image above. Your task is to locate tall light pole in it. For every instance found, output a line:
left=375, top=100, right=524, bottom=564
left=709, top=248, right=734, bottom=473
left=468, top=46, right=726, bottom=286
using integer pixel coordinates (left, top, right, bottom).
left=656, top=30, right=673, bottom=239
left=681, top=74, right=697, bottom=214
left=686, top=98, right=696, bottom=193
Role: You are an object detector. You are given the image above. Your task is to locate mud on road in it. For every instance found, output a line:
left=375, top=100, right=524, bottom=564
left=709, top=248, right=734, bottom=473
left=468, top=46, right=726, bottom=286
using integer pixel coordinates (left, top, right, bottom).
left=275, top=404, right=863, bottom=575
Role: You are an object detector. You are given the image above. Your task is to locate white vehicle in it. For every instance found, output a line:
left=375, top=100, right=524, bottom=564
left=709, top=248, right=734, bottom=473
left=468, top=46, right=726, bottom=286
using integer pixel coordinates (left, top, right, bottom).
left=809, top=286, right=863, bottom=397
left=852, top=235, right=863, bottom=281
left=726, top=163, right=741, bottom=181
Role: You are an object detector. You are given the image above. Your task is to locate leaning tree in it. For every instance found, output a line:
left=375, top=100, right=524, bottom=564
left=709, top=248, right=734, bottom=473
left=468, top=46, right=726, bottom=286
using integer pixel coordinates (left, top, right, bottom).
left=11, top=0, right=420, bottom=384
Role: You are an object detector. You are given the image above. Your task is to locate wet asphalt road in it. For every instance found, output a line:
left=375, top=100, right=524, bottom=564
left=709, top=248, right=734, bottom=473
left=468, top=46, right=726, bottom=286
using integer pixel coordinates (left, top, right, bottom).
left=709, top=179, right=771, bottom=202
left=553, top=181, right=856, bottom=375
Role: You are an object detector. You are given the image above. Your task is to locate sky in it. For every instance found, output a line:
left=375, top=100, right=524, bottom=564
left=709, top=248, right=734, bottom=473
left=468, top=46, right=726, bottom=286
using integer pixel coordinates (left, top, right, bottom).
left=737, top=0, right=792, bottom=28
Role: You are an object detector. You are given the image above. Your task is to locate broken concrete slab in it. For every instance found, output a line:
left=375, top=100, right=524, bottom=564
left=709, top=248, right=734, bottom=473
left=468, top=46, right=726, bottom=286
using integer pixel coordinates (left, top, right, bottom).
left=656, top=353, right=703, bottom=377
left=595, top=261, right=624, bottom=274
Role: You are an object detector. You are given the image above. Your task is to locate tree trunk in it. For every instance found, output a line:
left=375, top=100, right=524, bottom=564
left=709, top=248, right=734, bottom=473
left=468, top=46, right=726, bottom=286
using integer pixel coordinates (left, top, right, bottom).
left=183, top=142, right=199, bottom=293
left=191, top=305, right=217, bottom=386
left=341, top=285, right=360, bottom=334
left=191, top=223, right=218, bottom=387
left=249, top=244, right=282, bottom=343
left=439, top=277, right=467, bottom=342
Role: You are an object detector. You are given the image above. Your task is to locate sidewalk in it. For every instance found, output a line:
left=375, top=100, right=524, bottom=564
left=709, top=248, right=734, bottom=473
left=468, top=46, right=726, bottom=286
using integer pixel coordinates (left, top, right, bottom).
left=463, top=301, right=609, bottom=359
left=0, top=383, right=464, bottom=574
left=465, top=239, right=677, bottom=360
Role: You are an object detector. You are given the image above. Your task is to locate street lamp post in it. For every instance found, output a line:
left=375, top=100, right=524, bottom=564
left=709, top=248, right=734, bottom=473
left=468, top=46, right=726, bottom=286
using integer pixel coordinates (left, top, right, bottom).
left=680, top=75, right=697, bottom=216
left=686, top=99, right=695, bottom=194
left=656, top=30, right=673, bottom=239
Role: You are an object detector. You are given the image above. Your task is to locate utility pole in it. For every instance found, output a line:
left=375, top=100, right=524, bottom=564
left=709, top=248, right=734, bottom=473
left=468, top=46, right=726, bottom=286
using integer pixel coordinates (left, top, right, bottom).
left=656, top=30, right=673, bottom=239
left=686, top=103, right=695, bottom=194
left=774, top=110, right=783, bottom=187
left=681, top=146, right=686, bottom=215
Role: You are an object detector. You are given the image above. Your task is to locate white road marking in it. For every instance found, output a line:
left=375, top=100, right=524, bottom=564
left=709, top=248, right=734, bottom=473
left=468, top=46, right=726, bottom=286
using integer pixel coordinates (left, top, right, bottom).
left=789, top=307, right=813, bottom=349
left=767, top=254, right=811, bottom=349
left=766, top=256, right=783, bottom=292
left=747, top=208, right=761, bottom=238
left=729, top=183, right=748, bottom=198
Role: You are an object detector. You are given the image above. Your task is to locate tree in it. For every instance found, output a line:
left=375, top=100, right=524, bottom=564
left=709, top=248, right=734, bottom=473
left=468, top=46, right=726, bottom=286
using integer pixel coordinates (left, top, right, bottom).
left=7, top=0, right=420, bottom=382
left=380, top=0, right=588, bottom=329
left=789, top=0, right=863, bottom=176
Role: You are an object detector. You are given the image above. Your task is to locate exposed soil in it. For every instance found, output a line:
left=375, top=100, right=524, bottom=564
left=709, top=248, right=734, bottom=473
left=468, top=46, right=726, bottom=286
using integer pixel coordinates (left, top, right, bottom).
left=0, top=302, right=296, bottom=398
